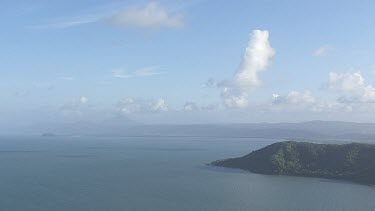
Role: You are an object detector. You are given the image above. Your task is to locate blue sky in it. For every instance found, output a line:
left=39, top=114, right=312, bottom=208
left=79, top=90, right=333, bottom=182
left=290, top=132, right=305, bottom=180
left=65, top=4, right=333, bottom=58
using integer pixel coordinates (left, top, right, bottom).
left=2, top=0, right=375, bottom=125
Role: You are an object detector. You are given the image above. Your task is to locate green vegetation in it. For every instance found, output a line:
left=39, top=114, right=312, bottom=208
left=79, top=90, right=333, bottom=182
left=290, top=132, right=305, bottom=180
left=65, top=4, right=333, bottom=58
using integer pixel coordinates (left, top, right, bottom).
left=211, top=141, right=375, bottom=185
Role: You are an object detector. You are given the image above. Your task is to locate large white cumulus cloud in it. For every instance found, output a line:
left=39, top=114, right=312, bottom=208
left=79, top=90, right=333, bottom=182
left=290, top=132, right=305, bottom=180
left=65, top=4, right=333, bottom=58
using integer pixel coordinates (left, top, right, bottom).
left=328, top=72, right=375, bottom=103
left=219, top=30, right=275, bottom=108
left=233, top=30, right=276, bottom=87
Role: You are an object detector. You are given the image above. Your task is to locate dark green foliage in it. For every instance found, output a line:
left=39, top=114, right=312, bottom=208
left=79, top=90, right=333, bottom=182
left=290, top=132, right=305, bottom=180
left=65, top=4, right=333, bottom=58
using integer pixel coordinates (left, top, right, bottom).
left=211, top=141, right=375, bottom=185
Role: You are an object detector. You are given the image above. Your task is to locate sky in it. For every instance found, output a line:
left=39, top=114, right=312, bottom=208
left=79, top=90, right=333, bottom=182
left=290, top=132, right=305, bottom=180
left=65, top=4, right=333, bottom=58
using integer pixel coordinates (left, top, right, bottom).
left=2, top=0, right=375, bottom=126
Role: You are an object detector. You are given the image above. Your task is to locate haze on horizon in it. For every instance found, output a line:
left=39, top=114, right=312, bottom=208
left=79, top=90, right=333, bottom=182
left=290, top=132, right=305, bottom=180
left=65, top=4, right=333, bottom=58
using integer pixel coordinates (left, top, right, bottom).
left=2, top=0, right=375, bottom=131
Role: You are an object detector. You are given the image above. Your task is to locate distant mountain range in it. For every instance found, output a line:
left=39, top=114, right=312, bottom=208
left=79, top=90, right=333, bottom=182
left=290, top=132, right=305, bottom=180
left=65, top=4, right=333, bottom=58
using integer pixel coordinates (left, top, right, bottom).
left=27, top=120, right=375, bottom=142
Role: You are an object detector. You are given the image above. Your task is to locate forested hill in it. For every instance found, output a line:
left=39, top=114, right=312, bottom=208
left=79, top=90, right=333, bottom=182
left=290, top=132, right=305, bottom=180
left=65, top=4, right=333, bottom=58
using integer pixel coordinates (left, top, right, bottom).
left=211, top=141, right=375, bottom=185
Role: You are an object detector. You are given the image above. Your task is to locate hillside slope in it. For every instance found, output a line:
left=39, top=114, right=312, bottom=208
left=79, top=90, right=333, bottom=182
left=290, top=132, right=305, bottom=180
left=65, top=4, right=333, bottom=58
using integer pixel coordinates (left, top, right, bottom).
left=211, top=141, right=375, bottom=185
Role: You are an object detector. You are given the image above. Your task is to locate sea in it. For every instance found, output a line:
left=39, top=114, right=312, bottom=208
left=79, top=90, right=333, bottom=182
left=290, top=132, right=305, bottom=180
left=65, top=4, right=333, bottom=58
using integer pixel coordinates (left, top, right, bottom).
left=0, top=136, right=374, bottom=211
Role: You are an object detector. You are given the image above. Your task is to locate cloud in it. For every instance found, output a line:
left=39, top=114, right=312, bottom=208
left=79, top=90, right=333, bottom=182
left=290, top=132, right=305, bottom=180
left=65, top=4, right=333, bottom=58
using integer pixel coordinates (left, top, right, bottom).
left=271, top=91, right=347, bottom=113
left=328, top=72, right=364, bottom=91
left=150, top=98, right=168, bottom=112
left=107, top=2, right=183, bottom=29
left=60, top=76, right=74, bottom=81
left=181, top=101, right=220, bottom=112
left=29, top=16, right=99, bottom=29
left=134, top=66, right=163, bottom=77
left=112, top=66, right=163, bottom=79
left=60, top=96, right=90, bottom=117
left=268, top=72, right=375, bottom=114
left=200, top=104, right=219, bottom=111
left=183, top=102, right=199, bottom=111
left=112, top=69, right=132, bottom=79
left=221, top=93, right=249, bottom=108
left=273, top=91, right=316, bottom=105
left=30, top=2, right=183, bottom=30
left=233, top=30, right=275, bottom=87
left=219, top=30, right=275, bottom=108
left=117, top=98, right=142, bottom=114
left=118, top=97, right=168, bottom=114
left=79, top=96, right=89, bottom=104
left=328, top=72, right=375, bottom=103
left=313, top=45, right=333, bottom=57
left=203, top=78, right=216, bottom=87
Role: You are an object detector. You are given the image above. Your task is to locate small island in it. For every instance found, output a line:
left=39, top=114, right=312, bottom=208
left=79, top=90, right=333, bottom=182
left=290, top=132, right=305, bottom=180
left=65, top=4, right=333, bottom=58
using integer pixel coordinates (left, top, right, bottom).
left=211, top=141, right=375, bottom=185
left=42, top=133, right=57, bottom=137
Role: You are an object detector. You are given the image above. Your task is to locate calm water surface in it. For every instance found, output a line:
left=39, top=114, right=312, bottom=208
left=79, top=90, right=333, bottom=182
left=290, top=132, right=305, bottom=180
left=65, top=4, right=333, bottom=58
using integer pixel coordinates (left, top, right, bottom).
left=0, top=136, right=374, bottom=211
